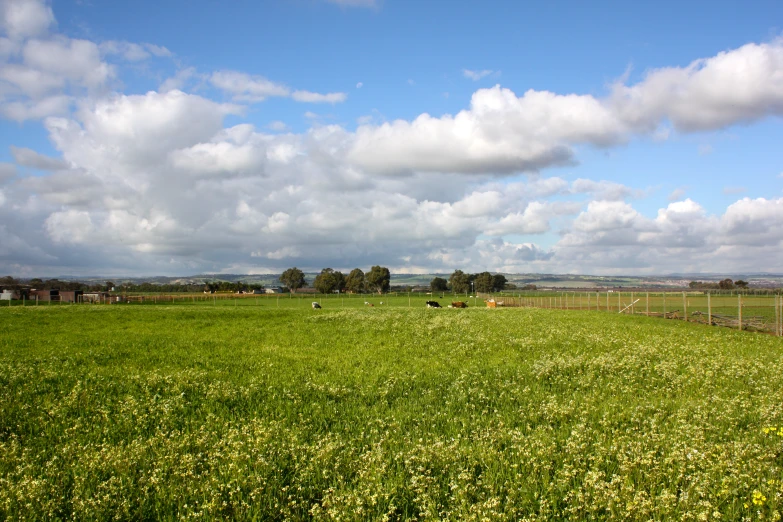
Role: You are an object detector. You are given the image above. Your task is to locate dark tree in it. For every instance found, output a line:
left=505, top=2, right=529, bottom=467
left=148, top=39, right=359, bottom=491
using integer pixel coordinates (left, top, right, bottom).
left=366, top=266, right=391, bottom=294
left=718, top=278, right=735, bottom=290
left=491, top=274, right=507, bottom=292
left=449, top=270, right=470, bottom=294
left=280, top=267, right=307, bottom=293
left=313, top=268, right=346, bottom=294
left=345, top=268, right=366, bottom=293
left=735, top=280, right=749, bottom=288
left=474, top=272, right=494, bottom=293
left=430, top=277, right=448, bottom=292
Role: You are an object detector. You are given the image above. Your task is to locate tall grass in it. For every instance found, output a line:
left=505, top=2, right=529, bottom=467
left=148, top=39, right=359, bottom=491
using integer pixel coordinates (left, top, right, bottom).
left=0, top=306, right=781, bottom=520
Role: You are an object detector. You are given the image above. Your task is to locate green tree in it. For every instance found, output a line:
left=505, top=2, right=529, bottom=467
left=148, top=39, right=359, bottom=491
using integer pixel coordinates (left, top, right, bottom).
left=718, top=278, right=735, bottom=290
left=491, top=274, right=507, bottom=292
left=430, top=277, right=448, bottom=292
left=474, top=272, right=493, bottom=293
left=449, top=270, right=470, bottom=294
left=313, top=268, right=346, bottom=294
left=735, top=280, right=749, bottom=289
left=345, top=268, right=366, bottom=293
left=280, top=267, right=307, bottom=293
left=366, top=266, right=390, bottom=294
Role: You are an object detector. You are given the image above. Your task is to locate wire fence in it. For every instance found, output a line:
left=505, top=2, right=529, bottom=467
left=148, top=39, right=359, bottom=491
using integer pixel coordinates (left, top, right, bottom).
left=479, top=291, right=783, bottom=336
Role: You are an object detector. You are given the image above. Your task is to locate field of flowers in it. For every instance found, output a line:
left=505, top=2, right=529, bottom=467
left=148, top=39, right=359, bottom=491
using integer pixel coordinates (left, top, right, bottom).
left=1, top=305, right=782, bottom=520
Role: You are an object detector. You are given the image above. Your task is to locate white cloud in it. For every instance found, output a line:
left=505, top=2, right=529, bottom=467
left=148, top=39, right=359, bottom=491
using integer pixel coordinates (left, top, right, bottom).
left=610, top=40, right=783, bottom=132
left=10, top=145, right=67, bottom=170
left=291, top=90, right=347, bottom=103
left=210, top=70, right=290, bottom=102
left=2, top=27, right=783, bottom=275
left=22, top=37, right=114, bottom=89
left=356, top=81, right=363, bottom=89
left=486, top=201, right=583, bottom=236
left=1, top=94, right=70, bottom=121
left=463, top=69, right=494, bottom=81
left=348, top=86, right=626, bottom=175
left=0, top=0, right=54, bottom=40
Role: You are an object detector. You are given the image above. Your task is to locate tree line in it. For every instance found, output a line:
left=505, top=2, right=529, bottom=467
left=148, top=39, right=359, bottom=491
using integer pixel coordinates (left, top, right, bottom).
left=435, top=270, right=518, bottom=294
left=689, top=278, right=748, bottom=290
left=279, top=266, right=391, bottom=295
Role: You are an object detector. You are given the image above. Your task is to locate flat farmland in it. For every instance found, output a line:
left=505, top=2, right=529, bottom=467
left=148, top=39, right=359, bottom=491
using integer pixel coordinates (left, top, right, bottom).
left=1, top=305, right=782, bottom=520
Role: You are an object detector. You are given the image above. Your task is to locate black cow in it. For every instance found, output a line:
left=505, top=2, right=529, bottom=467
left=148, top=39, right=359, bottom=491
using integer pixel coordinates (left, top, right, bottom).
left=312, top=302, right=322, bottom=309
left=425, top=301, right=442, bottom=308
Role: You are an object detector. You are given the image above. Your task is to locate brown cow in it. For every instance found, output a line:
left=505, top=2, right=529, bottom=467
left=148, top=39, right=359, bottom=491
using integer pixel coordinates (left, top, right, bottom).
left=451, top=301, right=468, bottom=308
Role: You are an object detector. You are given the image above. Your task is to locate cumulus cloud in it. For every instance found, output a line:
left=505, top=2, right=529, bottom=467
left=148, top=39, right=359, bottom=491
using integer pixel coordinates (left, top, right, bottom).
left=610, top=40, right=783, bottom=132
left=348, top=86, right=625, bottom=175
left=486, top=201, right=583, bottom=236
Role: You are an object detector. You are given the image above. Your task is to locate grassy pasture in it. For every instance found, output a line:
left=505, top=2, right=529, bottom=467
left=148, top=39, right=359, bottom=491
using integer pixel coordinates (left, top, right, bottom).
left=1, top=305, right=782, bottom=520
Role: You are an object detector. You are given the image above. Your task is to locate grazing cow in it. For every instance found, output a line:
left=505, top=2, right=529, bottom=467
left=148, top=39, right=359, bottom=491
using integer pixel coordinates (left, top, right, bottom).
left=451, top=301, right=468, bottom=308
left=379, top=301, right=384, bottom=305
left=425, top=301, right=442, bottom=308
left=364, top=301, right=371, bottom=305
left=312, top=302, right=321, bottom=309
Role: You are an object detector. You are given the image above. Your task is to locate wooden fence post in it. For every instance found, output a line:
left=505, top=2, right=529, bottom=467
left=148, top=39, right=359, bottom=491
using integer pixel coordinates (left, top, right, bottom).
left=646, top=292, right=649, bottom=316
left=618, top=292, right=621, bottom=313
left=708, top=293, right=712, bottom=326
left=631, top=292, right=634, bottom=314
left=738, top=294, right=742, bottom=331
left=683, top=292, right=687, bottom=322
left=663, top=293, right=666, bottom=316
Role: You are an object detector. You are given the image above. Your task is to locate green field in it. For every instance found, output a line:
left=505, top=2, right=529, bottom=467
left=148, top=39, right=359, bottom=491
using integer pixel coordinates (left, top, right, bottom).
left=1, top=305, right=782, bottom=520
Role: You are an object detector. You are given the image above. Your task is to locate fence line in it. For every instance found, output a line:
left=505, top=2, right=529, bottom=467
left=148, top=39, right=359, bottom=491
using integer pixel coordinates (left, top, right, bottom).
left=478, top=291, right=783, bottom=336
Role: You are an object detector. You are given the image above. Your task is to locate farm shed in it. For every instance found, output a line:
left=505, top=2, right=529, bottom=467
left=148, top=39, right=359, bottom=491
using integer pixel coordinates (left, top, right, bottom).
left=31, top=289, right=59, bottom=302
left=0, top=290, right=12, bottom=301
left=59, top=291, right=83, bottom=303
left=82, top=292, right=110, bottom=303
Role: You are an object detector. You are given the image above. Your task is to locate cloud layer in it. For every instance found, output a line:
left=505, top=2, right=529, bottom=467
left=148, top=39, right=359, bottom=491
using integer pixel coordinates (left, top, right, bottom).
left=1, top=0, right=782, bottom=276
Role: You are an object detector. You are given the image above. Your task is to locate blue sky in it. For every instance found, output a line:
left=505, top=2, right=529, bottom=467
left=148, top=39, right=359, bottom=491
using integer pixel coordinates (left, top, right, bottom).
left=0, top=0, right=782, bottom=276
